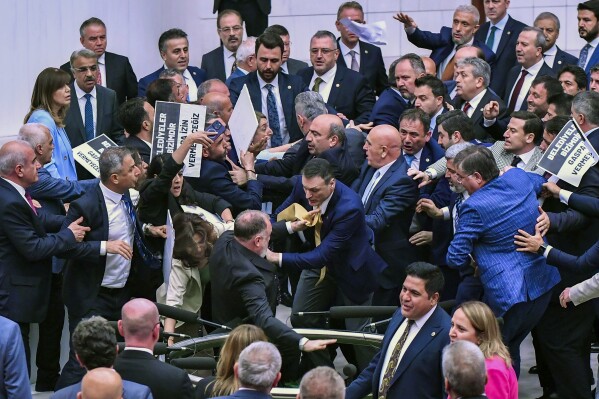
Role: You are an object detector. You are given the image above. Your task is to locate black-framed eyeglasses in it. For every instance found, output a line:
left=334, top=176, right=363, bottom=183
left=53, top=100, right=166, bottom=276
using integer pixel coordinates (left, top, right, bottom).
left=218, top=25, right=243, bottom=34
left=73, top=65, right=98, bottom=73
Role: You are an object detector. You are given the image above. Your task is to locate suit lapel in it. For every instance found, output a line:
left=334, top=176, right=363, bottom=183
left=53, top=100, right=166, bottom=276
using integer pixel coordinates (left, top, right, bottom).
left=494, top=16, right=514, bottom=58
left=365, top=159, right=404, bottom=211
left=327, top=68, right=344, bottom=107
left=70, top=84, right=86, bottom=143
left=277, top=73, right=293, bottom=132
left=96, top=87, right=104, bottom=137
left=469, top=90, right=490, bottom=127
left=320, top=187, right=341, bottom=237
left=95, top=185, right=110, bottom=240
left=248, top=74, right=262, bottom=110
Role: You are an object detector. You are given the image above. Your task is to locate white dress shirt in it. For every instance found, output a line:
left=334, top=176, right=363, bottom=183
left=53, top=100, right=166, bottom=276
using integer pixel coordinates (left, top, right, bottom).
left=438, top=38, right=474, bottom=80
left=543, top=44, right=558, bottom=69
left=513, top=146, right=537, bottom=169
left=404, top=148, right=423, bottom=171
left=339, top=40, right=361, bottom=70
left=508, top=58, right=545, bottom=112
left=223, top=46, right=236, bottom=79
left=309, top=65, right=337, bottom=103
left=97, top=53, right=107, bottom=88
left=462, top=89, right=487, bottom=118
left=74, top=84, right=97, bottom=135
left=182, top=68, right=198, bottom=102
left=257, top=73, right=289, bottom=144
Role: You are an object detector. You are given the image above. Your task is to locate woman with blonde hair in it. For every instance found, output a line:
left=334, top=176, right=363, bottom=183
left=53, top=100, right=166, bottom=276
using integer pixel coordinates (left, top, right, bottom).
left=24, top=67, right=77, bottom=181
left=449, top=301, right=518, bottom=399
left=195, top=324, right=268, bottom=399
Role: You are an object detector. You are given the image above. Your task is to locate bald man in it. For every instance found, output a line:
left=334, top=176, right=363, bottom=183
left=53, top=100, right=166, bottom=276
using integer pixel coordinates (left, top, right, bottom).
left=421, top=56, right=437, bottom=76
left=202, top=92, right=234, bottom=125
left=197, top=78, right=230, bottom=104
left=351, top=125, right=419, bottom=306
left=114, top=299, right=193, bottom=399
left=77, top=368, right=123, bottom=399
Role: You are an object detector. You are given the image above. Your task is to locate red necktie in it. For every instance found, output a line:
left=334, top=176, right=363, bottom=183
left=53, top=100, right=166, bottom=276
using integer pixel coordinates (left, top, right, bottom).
left=96, top=65, right=102, bottom=85
left=508, top=69, right=528, bottom=113
left=25, top=192, right=38, bottom=215
left=462, top=102, right=472, bottom=115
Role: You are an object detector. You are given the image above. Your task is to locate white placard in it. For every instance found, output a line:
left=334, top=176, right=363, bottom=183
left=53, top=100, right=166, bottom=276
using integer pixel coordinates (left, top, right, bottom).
left=229, top=85, right=259, bottom=160
left=72, top=134, right=118, bottom=177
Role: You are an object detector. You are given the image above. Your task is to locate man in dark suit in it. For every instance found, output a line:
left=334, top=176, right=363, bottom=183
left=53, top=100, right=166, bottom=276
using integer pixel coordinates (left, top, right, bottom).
left=52, top=316, right=152, bottom=399
left=0, top=316, right=31, bottom=399
left=352, top=125, right=418, bottom=307
left=298, top=30, right=375, bottom=125
left=334, top=2, right=388, bottom=96
left=0, top=140, right=88, bottom=378
left=399, top=108, right=445, bottom=176
left=210, top=211, right=334, bottom=382
left=442, top=341, right=487, bottom=399
left=267, top=159, right=387, bottom=369
left=395, top=6, right=495, bottom=82
left=264, top=24, right=309, bottom=75
left=213, top=0, right=270, bottom=37
left=114, top=299, right=193, bottom=399
left=138, top=29, right=207, bottom=102
left=414, top=75, right=447, bottom=141
left=371, top=54, right=424, bottom=128
left=229, top=32, right=307, bottom=144
left=474, top=0, right=526, bottom=94
left=60, top=17, right=138, bottom=105
left=534, top=12, right=579, bottom=74
left=577, top=0, right=599, bottom=79
left=202, top=10, right=244, bottom=82
left=346, top=262, right=451, bottom=399
left=118, top=98, right=154, bottom=164
left=446, top=146, right=560, bottom=376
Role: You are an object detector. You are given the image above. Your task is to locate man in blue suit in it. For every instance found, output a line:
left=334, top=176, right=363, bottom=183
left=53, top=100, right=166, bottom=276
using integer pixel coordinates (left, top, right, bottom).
left=346, top=262, right=451, bottom=399
left=352, top=125, right=418, bottom=307
left=138, top=29, right=207, bottom=102
left=577, top=1, right=599, bottom=79
left=229, top=32, right=307, bottom=144
left=395, top=5, right=495, bottom=82
left=446, top=146, right=560, bottom=376
left=534, top=12, right=579, bottom=74
left=0, top=315, right=31, bottom=399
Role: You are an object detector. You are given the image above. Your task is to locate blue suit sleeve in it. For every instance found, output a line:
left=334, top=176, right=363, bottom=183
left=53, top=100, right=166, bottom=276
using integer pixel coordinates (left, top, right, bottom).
left=407, top=27, right=450, bottom=49
left=4, top=321, right=33, bottom=399
left=569, top=192, right=599, bottom=217
left=366, top=176, right=418, bottom=234
left=28, top=172, right=98, bottom=202
left=346, top=350, right=381, bottom=399
left=446, top=205, right=483, bottom=269
left=547, top=242, right=599, bottom=275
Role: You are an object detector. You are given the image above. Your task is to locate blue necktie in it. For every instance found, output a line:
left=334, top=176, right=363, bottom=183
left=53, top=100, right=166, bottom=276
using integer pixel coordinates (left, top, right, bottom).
left=265, top=84, right=282, bottom=147
left=579, top=44, right=592, bottom=69
left=84, top=93, right=94, bottom=141
left=486, top=26, right=498, bottom=51
left=404, top=154, right=415, bottom=168
left=122, top=195, right=161, bottom=269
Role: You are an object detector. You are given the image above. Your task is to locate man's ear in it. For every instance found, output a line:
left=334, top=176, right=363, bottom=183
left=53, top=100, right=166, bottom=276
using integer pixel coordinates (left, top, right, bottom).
left=272, top=371, right=282, bottom=388
left=117, top=320, right=125, bottom=337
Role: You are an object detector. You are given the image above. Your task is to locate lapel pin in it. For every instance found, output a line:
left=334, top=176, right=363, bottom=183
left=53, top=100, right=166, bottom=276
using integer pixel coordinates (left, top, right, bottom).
left=507, top=31, right=511, bottom=35
left=365, top=50, right=369, bottom=54
left=193, top=71, right=196, bottom=75
left=426, top=158, right=430, bottom=162
left=431, top=332, right=436, bottom=337
left=336, top=83, right=340, bottom=87
left=479, top=107, right=484, bottom=112
left=558, top=60, right=562, bottom=65
left=287, top=85, right=291, bottom=89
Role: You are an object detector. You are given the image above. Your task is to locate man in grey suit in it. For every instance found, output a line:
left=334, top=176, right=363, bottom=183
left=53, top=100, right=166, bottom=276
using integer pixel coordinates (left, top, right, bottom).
left=264, top=24, right=308, bottom=75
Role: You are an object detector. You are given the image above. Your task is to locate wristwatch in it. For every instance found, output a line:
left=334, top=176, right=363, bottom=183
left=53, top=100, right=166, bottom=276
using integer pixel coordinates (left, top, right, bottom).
left=424, top=170, right=434, bottom=180
left=299, top=337, right=309, bottom=351
left=537, top=242, right=548, bottom=255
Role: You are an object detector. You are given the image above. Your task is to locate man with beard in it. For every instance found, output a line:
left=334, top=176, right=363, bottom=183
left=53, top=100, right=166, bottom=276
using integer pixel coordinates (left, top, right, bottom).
left=395, top=5, right=495, bottom=81
left=525, top=75, right=563, bottom=118
left=577, top=0, right=599, bottom=78
left=413, top=75, right=447, bottom=141
left=202, top=10, right=244, bottom=82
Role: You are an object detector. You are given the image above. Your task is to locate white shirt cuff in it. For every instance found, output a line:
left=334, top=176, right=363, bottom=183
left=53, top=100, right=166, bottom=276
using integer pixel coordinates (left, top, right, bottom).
left=427, top=168, right=438, bottom=179
left=405, top=27, right=416, bottom=35
left=285, top=221, right=294, bottom=234
left=543, top=245, right=553, bottom=258
left=441, top=207, right=450, bottom=221
left=483, top=118, right=496, bottom=127
left=101, top=241, right=107, bottom=256
left=559, top=190, right=572, bottom=205
left=278, top=253, right=283, bottom=268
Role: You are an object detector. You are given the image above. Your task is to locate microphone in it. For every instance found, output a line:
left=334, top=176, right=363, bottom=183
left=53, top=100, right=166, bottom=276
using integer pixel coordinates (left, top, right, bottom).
left=161, top=331, right=191, bottom=339
left=293, top=311, right=331, bottom=316
left=366, top=317, right=392, bottom=332
left=154, top=303, right=232, bottom=330
left=170, top=357, right=217, bottom=371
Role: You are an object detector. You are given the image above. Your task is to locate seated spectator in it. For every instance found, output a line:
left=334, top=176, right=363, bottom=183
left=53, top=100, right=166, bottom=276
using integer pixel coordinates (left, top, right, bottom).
left=442, top=341, right=487, bottom=399
left=297, top=366, right=344, bottom=399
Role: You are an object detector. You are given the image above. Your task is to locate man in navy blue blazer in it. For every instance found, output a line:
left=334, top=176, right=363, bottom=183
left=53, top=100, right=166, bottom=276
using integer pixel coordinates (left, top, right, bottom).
left=447, top=146, right=560, bottom=376
left=346, top=262, right=451, bottom=399
left=474, top=0, right=526, bottom=94
left=399, top=109, right=445, bottom=179
left=395, top=6, right=495, bottom=82
left=577, top=1, right=599, bottom=79
left=0, top=315, right=32, bottom=399
left=229, top=32, right=307, bottom=144
left=414, top=75, right=448, bottom=141
left=298, top=31, right=375, bottom=125
left=334, top=2, right=388, bottom=96
left=352, top=125, right=418, bottom=307
left=534, top=12, right=579, bottom=74
left=138, top=29, right=206, bottom=102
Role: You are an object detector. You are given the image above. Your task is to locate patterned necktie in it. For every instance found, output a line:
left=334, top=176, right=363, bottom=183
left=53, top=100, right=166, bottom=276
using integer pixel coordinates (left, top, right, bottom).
left=312, top=77, right=323, bottom=92
left=404, top=154, right=415, bottom=169
left=378, top=319, right=415, bottom=399
left=508, top=69, right=528, bottom=113
left=462, top=101, right=472, bottom=116
left=453, top=193, right=464, bottom=232
left=486, top=26, right=498, bottom=50
left=362, top=170, right=381, bottom=205
left=96, top=65, right=103, bottom=85
left=84, top=93, right=94, bottom=141
left=579, top=44, right=592, bottom=69
left=511, top=155, right=522, bottom=167
left=121, top=195, right=161, bottom=269
left=25, top=192, right=38, bottom=215
left=265, top=84, right=282, bottom=147
left=349, top=50, right=360, bottom=72
left=231, top=53, right=237, bottom=75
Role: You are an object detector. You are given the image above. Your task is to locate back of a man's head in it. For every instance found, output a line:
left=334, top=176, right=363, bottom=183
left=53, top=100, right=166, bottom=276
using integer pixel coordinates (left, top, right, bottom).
left=73, top=316, right=117, bottom=370
left=118, top=298, right=159, bottom=348
left=442, top=341, right=486, bottom=398
left=235, top=341, right=282, bottom=392
left=77, top=367, right=123, bottom=399
left=298, top=366, right=345, bottom=399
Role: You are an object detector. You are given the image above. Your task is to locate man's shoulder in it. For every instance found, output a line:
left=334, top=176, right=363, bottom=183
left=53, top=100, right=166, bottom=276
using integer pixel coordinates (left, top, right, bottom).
left=105, top=51, right=131, bottom=64
left=279, top=71, right=306, bottom=88
left=359, top=40, right=382, bottom=55
left=96, top=84, right=117, bottom=99
left=203, top=46, right=223, bottom=60
left=506, top=15, right=527, bottom=31
left=51, top=382, right=80, bottom=398
left=139, top=67, right=163, bottom=83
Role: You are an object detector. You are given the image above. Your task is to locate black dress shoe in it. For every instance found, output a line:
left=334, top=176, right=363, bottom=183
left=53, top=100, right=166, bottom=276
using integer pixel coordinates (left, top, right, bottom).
left=280, top=292, right=293, bottom=307
left=529, top=365, right=539, bottom=374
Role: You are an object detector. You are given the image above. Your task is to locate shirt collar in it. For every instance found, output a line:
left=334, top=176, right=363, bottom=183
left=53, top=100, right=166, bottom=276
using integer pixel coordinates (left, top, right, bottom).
left=257, top=72, right=279, bottom=89
left=544, top=44, right=558, bottom=56
left=589, top=36, right=599, bottom=48
left=515, top=146, right=536, bottom=165
left=523, top=58, right=545, bottom=74
left=97, top=53, right=106, bottom=65
left=223, top=46, right=236, bottom=58
left=492, top=13, right=510, bottom=30
left=74, top=82, right=97, bottom=100
left=318, top=190, right=335, bottom=214
left=375, top=159, right=397, bottom=177
left=123, top=347, right=154, bottom=355
left=316, top=64, right=337, bottom=81
left=467, top=88, right=487, bottom=110
left=100, top=182, right=124, bottom=204
left=430, top=108, right=444, bottom=129
left=412, top=305, right=437, bottom=329
left=339, top=40, right=360, bottom=56
left=1, top=177, right=25, bottom=196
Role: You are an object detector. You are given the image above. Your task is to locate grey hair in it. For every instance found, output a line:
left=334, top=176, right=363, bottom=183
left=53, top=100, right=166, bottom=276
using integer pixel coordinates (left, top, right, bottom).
left=0, top=141, right=31, bottom=175
left=99, top=146, right=133, bottom=182
left=197, top=79, right=223, bottom=102
left=70, top=48, right=98, bottom=69
left=18, top=123, right=50, bottom=148
left=237, top=341, right=282, bottom=392
left=299, top=366, right=345, bottom=399
left=159, top=68, right=184, bottom=79
left=573, top=91, right=599, bottom=125
left=534, top=12, right=560, bottom=30
left=455, top=4, right=480, bottom=22
left=329, top=123, right=346, bottom=144
left=445, top=141, right=473, bottom=160
left=442, top=341, right=486, bottom=397
left=295, top=92, right=328, bottom=122
left=521, top=26, right=547, bottom=50
left=311, top=30, right=338, bottom=49
left=237, top=37, right=257, bottom=62
left=455, top=57, right=491, bottom=87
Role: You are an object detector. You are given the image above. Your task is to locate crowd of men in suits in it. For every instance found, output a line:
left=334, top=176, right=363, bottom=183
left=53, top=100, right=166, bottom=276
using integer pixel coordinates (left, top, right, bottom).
left=4, top=0, right=599, bottom=398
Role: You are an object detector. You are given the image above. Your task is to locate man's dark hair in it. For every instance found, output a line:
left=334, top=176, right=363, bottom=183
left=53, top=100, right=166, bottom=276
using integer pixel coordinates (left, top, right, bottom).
left=158, top=28, right=188, bottom=53
left=405, top=262, right=444, bottom=298
left=558, top=65, right=589, bottom=90
left=234, top=210, right=268, bottom=241
left=511, top=110, right=544, bottom=142
left=146, top=79, right=176, bottom=107
left=400, top=108, right=431, bottom=134
left=255, top=32, right=284, bottom=57
left=592, top=64, right=599, bottom=74
left=118, top=98, right=149, bottom=136
left=311, top=31, right=338, bottom=49
left=302, top=158, right=335, bottom=184
left=453, top=146, right=499, bottom=182
left=578, top=0, right=599, bottom=20
left=264, top=24, right=289, bottom=37
left=79, top=17, right=106, bottom=37
left=217, top=9, right=243, bottom=28
left=437, top=110, right=474, bottom=141
left=72, top=316, right=117, bottom=370
left=548, top=93, right=574, bottom=117
left=397, top=53, right=426, bottom=75
left=337, top=1, right=364, bottom=20
left=99, top=147, right=133, bottom=182
left=545, top=115, right=570, bottom=136
left=531, top=75, right=563, bottom=104
left=415, top=75, right=447, bottom=99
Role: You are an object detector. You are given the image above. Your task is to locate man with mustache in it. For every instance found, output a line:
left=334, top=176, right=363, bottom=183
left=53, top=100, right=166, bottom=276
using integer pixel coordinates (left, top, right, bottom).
left=202, top=9, right=245, bottom=82
left=395, top=5, right=495, bottom=83
left=577, top=0, right=599, bottom=79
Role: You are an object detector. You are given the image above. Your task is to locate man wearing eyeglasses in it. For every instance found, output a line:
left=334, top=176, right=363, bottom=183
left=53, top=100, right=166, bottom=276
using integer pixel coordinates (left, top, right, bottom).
left=298, top=30, right=375, bottom=125
left=202, top=9, right=245, bottom=82
left=65, top=48, right=124, bottom=179
left=159, top=68, right=189, bottom=103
